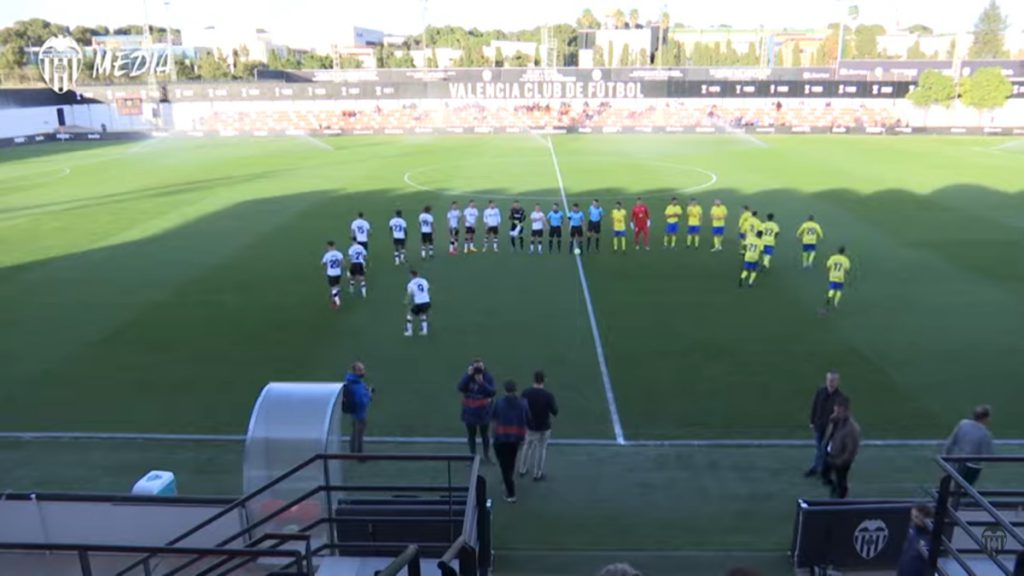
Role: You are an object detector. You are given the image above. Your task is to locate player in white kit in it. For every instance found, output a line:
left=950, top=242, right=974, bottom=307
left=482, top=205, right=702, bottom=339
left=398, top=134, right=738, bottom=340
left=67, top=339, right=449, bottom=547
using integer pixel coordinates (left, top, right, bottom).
left=348, top=240, right=369, bottom=297
left=463, top=200, right=480, bottom=253
left=418, top=205, right=435, bottom=259
left=529, top=203, right=547, bottom=254
left=320, top=240, right=344, bottom=309
left=482, top=201, right=502, bottom=253
left=350, top=212, right=371, bottom=252
left=388, top=209, right=408, bottom=265
left=446, top=202, right=461, bottom=255
left=405, top=269, right=431, bottom=336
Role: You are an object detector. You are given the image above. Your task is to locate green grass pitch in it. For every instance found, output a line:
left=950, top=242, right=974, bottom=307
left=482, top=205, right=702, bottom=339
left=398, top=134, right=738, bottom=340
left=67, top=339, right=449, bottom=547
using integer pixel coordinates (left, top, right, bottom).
left=1, top=134, right=1022, bottom=443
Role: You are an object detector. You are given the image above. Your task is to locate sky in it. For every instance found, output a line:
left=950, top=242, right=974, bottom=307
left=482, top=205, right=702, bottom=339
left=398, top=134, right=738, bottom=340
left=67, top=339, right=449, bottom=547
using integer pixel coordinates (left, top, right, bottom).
left=1, top=0, right=1020, bottom=49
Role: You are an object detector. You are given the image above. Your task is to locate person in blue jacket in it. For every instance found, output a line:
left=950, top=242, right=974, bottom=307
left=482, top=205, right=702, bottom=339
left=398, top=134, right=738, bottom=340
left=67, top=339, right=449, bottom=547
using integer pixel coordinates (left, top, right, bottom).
left=458, top=359, right=496, bottom=462
left=344, top=362, right=373, bottom=454
left=492, top=380, right=530, bottom=503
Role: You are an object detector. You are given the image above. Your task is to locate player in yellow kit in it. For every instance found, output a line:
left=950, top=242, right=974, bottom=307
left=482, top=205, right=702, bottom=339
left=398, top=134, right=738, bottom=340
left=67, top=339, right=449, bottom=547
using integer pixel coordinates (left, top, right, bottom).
left=743, top=210, right=762, bottom=247
left=710, top=199, right=728, bottom=252
left=663, top=197, right=683, bottom=249
left=825, top=246, right=852, bottom=308
left=611, top=201, right=628, bottom=252
left=760, top=213, right=780, bottom=269
left=739, top=230, right=764, bottom=287
left=737, top=205, right=752, bottom=253
left=796, top=215, right=825, bottom=268
left=685, top=199, right=703, bottom=249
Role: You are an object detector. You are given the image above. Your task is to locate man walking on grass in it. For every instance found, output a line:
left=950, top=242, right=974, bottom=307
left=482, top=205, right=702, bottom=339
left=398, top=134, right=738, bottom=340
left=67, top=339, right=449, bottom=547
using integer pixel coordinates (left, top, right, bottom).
left=492, top=380, right=529, bottom=503
left=518, top=370, right=559, bottom=481
left=805, top=371, right=846, bottom=478
left=821, top=396, right=860, bottom=499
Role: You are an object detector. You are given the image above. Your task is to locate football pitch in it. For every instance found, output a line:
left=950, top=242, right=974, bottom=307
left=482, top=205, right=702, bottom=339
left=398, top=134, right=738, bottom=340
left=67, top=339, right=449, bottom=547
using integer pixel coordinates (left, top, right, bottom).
left=1, top=134, right=1022, bottom=442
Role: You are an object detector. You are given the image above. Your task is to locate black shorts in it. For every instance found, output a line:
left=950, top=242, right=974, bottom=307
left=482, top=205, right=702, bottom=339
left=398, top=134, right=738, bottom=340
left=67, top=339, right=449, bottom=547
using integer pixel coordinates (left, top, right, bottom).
left=357, top=241, right=369, bottom=252
left=511, top=222, right=525, bottom=235
left=421, top=232, right=433, bottom=244
left=531, top=228, right=544, bottom=238
left=349, top=263, right=365, bottom=277
left=393, top=238, right=406, bottom=249
left=570, top=226, right=584, bottom=238
left=411, top=302, right=431, bottom=316
left=327, top=275, right=341, bottom=287
left=486, top=226, right=499, bottom=235
left=587, top=221, right=601, bottom=234
left=465, top=226, right=476, bottom=235
left=549, top=227, right=562, bottom=238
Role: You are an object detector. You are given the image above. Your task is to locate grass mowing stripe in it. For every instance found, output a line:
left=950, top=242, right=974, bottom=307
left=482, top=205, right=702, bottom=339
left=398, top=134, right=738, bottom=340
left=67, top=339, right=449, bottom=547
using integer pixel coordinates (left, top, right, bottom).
left=547, top=136, right=625, bottom=445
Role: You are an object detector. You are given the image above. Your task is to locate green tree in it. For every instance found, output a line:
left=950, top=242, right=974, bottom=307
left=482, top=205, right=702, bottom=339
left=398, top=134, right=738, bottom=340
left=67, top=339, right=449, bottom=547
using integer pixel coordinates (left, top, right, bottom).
left=506, top=50, right=532, bottom=67
left=773, top=47, right=784, bottom=67
left=494, top=46, right=504, bottom=67
left=607, top=41, right=615, bottom=67
left=619, top=42, right=632, bottom=66
left=638, top=48, right=649, bottom=65
left=70, top=25, right=104, bottom=47
left=968, top=0, right=1009, bottom=59
left=853, top=24, right=885, bottom=59
left=906, top=40, right=928, bottom=59
left=907, top=69, right=956, bottom=107
left=593, top=44, right=605, bottom=66
left=302, top=53, right=332, bottom=69
left=427, top=47, right=439, bottom=68
left=390, top=51, right=415, bottom=68
left=628, top=9, right=640, bottom=29
left=740, top=42, right=758, bottom=65
left=677, top=42, right=687, bottom=65
left=338, top=55, right=362, bottom=69
left=196, top=52, right=231, bottom=79
left=907, top=24, right=933, bottom=35
left=234, top=60, right=262, bottom=79
left=577, top=8, right=601, bottom=29
left=174, top=58, right=197, bottom=80
left=790, top=41, right=802, bottom=66
left=945, top=39, right=957, bottom=59
left=534, top=44, right=541, bottom=66
left=818, top=23, right=854, bottom=64
left=0, top=38, right=26, bottom=72
left=960, top=67, right=1013, bottom=110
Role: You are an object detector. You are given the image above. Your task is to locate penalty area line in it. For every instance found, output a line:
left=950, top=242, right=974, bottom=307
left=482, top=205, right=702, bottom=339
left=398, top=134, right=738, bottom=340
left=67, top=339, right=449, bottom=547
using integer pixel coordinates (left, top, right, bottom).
left=546, top=135, right=626, bottom=446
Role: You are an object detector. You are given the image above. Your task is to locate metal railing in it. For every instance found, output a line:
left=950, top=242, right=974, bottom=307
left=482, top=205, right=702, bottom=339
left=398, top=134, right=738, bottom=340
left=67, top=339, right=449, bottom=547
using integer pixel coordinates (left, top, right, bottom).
left=115, top=452, right=479, bottom=576
left=929, top=455, right=1024, bottom=576
left=376, top=545, right=422, bottom=576
left=0, top=541, right=309, bottom=576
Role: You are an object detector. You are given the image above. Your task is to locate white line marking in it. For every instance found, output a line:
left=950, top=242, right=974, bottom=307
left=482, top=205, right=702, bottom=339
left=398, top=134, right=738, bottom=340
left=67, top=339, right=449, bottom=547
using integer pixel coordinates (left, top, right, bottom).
left=2, top=431, right=1023, bottom=447
left=546, top=135, right=626, bottom=446
left=402, top=167, right=563, bottom=202
left=297, top=134, right=333, bottom=151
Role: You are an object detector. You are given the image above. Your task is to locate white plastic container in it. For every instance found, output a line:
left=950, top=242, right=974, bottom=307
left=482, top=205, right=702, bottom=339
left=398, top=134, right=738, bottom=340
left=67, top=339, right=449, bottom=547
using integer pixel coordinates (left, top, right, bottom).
left=131, top=470, right=177, bottom=496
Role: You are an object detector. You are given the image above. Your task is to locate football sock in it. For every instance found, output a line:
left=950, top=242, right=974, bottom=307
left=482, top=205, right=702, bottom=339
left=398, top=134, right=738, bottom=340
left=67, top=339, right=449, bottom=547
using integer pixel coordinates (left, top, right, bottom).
left=421, top=319, right=428, bottom=333
left=360, top=282, right=367, bottom=297
left=671, top=236, right=677, bottom=247
left=808, top=252, right=816, bottom=266
left=694, top=235, right=700, bottom=248
left=763, top=255, right=772, bottom=268
left=586, top=238, right=591, bottom=251
left=834, top=291, right=843, bottom=306
left=405, top=316, right=413, bottom=334
left=748, top=271, right=758, bottom=286
left=595, top=237, right=600, bottom=251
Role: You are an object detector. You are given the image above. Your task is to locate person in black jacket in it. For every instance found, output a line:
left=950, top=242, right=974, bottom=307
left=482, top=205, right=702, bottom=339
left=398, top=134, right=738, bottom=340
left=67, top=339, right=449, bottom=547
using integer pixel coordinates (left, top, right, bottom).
left=458, top=360, right=496, bottom=463
left=897, top=504, right=933, bottom=576
left=518, top=370, right=559, bottom=481
left=492, top=380, right=529, bottom=503
left=805, top=371, right=846, bottom=477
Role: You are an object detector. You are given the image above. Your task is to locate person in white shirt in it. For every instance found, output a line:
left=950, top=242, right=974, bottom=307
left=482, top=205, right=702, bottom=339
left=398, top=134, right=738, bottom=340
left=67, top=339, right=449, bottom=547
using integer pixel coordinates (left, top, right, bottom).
left=405, top=269, right=431, bottom=336
left=463, top=200, right=480, bottom=253
left=388, top=209, right=408, bottom=266
left=446, top=201, right=461, bottom=255
left=418, top=205, right=435, bottom=260
left=320, top=240, right=344, bottom=309
left=482, top=201, right=502, bottom=253
left=351, top=212, right=371, bottom=252
left=529, top=203, right=547, bottom=254
left=348, top=241, right=369, bottom=297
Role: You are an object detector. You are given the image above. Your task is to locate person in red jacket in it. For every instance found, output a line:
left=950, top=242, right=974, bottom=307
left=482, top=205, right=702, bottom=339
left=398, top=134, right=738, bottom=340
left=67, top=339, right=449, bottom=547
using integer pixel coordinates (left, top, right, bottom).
left=631, top=197, right=651, bottom=250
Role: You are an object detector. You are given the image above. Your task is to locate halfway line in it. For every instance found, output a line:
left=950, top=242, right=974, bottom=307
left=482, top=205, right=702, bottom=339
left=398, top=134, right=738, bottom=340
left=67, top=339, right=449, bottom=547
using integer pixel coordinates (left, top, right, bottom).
left=545, top=136, right=626, bottom=446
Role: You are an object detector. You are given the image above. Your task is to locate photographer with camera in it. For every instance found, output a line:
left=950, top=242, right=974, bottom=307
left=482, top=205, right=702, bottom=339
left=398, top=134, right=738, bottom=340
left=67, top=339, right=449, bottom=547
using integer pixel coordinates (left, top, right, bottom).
left=458, top=358, right=497, bottom=463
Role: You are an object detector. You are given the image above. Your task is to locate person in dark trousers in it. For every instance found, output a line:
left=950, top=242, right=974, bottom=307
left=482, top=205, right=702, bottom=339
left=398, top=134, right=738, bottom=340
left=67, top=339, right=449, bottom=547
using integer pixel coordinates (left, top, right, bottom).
left=897, top=503, right=933, bottom=576
left=518, top=370, right=559, bottom=481
left=805, top=371, right=846, bottom=477
left=943, top=404, right=994, bottom=485
left=821, top=396, right=860, bottom=499
left=458, top=359, right=496, bottom=462
left=492, top=380, right=529, bottom=503
left=344, top=362, right=373, bottom=454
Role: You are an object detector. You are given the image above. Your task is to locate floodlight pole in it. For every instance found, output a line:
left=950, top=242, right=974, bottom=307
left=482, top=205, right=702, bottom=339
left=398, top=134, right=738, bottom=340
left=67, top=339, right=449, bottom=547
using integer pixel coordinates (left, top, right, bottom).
left=834, top=18, right=846, bottom=80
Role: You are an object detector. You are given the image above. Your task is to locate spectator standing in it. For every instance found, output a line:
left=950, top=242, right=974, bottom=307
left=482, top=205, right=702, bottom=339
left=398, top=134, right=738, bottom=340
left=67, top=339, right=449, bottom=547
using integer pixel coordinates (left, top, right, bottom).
left=343, top=362, right=373, bottom=454
left=943, top=405, right=994, bottom=485
left=458, top=360, right=496, bottom=463
left=821, top=396, right=860, bottom=499
left=896, top=504, right=933, bottom=576
left=492, top=380, right=529, bottom=503
left=519, top=370, right=559, bottom=481
left=805, top=372, right=846, bottom=477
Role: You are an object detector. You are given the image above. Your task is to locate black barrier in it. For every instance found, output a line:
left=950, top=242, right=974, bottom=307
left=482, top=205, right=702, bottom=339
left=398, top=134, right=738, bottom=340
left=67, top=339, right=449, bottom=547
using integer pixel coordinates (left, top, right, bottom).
left=0, top=131, right=150, bottom=149
left=791, top=499, right=915, bottom=571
